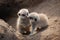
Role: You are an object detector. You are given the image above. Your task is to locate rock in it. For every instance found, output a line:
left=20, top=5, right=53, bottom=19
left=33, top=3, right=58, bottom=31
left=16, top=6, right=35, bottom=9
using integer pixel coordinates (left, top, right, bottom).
left=0, top=19, right=24, bottom=40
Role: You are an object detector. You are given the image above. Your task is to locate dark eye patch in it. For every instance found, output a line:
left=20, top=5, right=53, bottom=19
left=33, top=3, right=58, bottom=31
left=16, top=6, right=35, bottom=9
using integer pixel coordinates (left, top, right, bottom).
left=27, top=13, right=28, bottom=16
left=34, top=18, right=37, bottom=21
left=29, top=17, right=33, bottom=19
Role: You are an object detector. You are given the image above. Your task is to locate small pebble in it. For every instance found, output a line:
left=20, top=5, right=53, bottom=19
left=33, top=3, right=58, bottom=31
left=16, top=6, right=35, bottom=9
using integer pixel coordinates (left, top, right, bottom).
left=54, top=19, right=58, bottom=22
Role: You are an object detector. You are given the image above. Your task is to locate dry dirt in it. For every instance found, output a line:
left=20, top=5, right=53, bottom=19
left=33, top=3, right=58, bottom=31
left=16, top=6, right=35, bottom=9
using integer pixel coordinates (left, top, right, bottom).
left=0, top=0, right=60, bottom=40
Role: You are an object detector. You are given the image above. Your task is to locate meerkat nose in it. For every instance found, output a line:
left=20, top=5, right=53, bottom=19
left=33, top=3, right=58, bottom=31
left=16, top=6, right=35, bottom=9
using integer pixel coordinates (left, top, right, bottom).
left=22, top=14, right=25, bottom=16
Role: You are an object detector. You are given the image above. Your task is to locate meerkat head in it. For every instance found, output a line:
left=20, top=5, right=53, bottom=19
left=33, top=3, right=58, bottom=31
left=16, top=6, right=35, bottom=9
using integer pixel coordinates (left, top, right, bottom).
left=28, top=12, right=40, bottom=22
left=17, top=8, right=29, bottom=18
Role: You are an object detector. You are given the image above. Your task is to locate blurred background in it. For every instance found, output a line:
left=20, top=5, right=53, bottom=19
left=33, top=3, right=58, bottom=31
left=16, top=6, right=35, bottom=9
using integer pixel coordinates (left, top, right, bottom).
left=0, top=0, right=42, bottom=20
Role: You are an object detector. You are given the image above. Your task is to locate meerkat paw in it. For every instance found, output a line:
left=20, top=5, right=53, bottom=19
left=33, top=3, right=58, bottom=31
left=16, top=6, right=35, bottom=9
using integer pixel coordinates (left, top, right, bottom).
left=29, top=31, right=37, bottom=36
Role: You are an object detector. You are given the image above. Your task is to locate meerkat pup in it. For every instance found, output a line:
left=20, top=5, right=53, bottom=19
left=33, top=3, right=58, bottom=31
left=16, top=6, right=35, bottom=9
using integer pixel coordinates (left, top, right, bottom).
left=28, top=12, right=48, bottom=35
left=16, top=8, right=31, bottom=35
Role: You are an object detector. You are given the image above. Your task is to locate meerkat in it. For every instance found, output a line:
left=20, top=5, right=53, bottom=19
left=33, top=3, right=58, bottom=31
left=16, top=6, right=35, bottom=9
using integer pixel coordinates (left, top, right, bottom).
left=28, top=12, right=48, bottom=35
left=16, top=8, right=31, bottom=35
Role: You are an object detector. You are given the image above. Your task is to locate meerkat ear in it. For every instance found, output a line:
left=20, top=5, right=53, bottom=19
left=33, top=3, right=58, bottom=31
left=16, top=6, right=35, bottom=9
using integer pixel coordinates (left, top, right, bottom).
left=17, top=13, right=20, bottom=16
left=18, top=13, right=20, bottom=16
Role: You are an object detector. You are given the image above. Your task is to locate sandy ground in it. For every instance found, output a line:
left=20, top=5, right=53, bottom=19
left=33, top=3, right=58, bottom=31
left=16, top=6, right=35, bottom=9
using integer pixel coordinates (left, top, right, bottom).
left=6, top=0, right=60, bottom=40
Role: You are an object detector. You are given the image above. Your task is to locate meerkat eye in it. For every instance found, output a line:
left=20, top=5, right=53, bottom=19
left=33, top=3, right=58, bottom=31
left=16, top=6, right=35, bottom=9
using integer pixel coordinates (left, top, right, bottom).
left=22, top=14, right=25, bottom=16
left=18, top=13, right=20, bottom=16
left=29, top=17, right=33, bottom=19
left=35, top=18, right=37, bottom=21
left=27, top=13, right=28, bottom=16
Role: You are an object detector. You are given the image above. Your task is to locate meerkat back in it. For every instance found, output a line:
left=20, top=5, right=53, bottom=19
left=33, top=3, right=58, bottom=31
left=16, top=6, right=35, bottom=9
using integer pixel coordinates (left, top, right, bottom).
left=39, top=13, right=48, bottom=27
